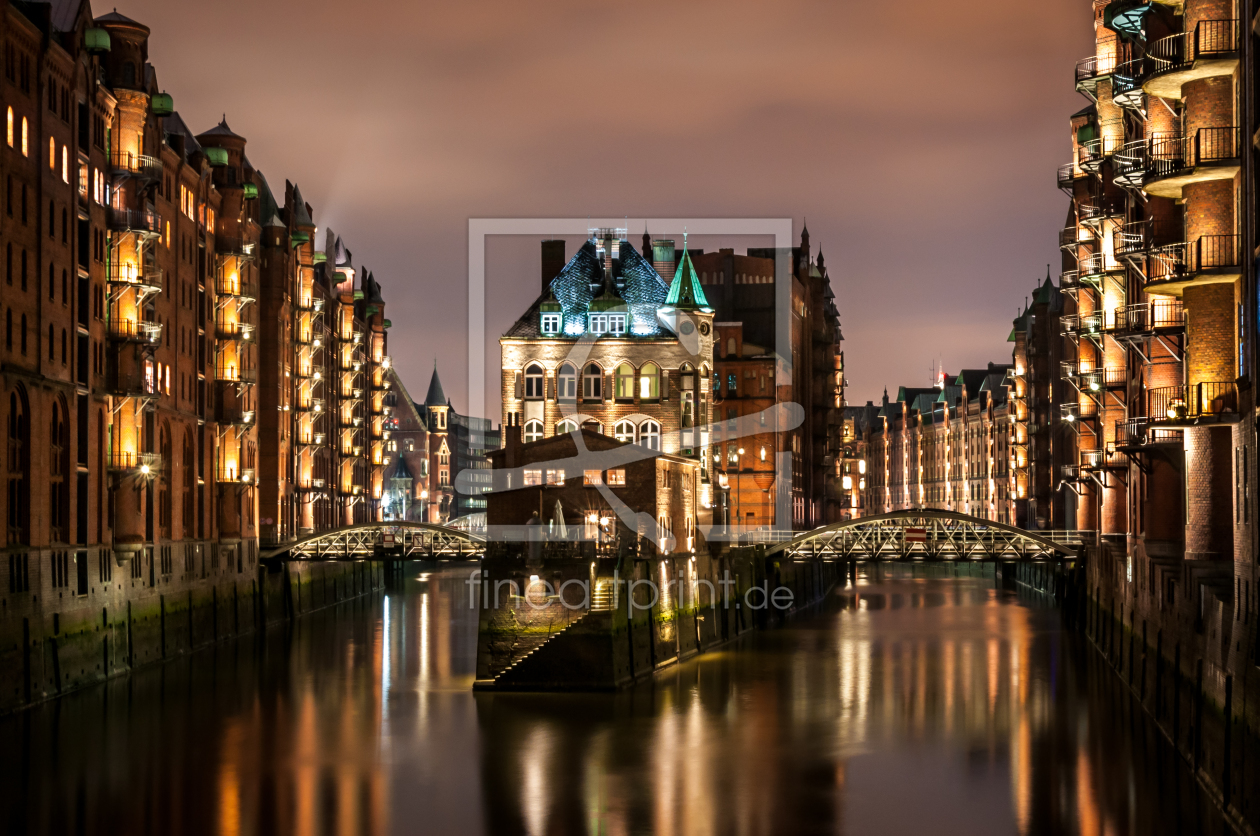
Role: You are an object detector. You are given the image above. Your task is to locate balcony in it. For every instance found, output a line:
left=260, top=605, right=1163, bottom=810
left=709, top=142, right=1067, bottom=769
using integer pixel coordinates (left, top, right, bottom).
left=217, top=405, right=256, bottom=426
left=1107, top=300, right=1186, bottom=334
left=1079, top=134, right=1122, bottom=173
left=216, top=467, right=256, bottom=485
left=1078, top=200, right=1124, bottom=227
left=214, top=236, right=256, bottom=261
left=1059, top=225, right=1089, bottom=251
left=1143, top=20, right=1240, bottom=100
left=109, top=152, right=163, bottom=183
left=295, top=329, right=314, bottom=346
left=1060, top=269, right=1080, bottom=290
left=1078, top=252, right=1121, bottom=281
left=296, top=478, right=326, bottom=492
left=1060, top=313, right=1102, bottom=336
left=215, top=361, right=257, bottom=385
left=298, top=432, right=327, bottom=447
left=217, top=321, right=256, bottom=342
left=1116, top=418, right=1183, bottom=449
left=338, top=415, right=364, bottom=430
left=341, top=445, right=365, bottom=459
left=106, top=261, right=163, bottom=296
left=338, top=485, right=364, bottom=498
left=1111, top=58, right=1146, bottom=109
left=107, top=364, right=159, bottom=398
left=1060, top=400, right=1099, bottom=423
left=107, top=451, right=161, bottom=476
left=1112, top=139, right=1147, bottom=189
left=1079, top=367, right=1127, bottom=392
left=216, top=276, right=257, bottom=302
left=1057, top=163, right=1087, bottom=192
left=106, top=207, right=162, bottom=236
left=296, top=397, right=324, bottom=414
left=1075, top=54, right=1115, bottom=96
left=1148, top=381, right=1237, bottom=423
left=1144, top=127, right=1240, bottom=198
left=1144, top=234, right=1241, bottom=296
left=1080, top=446, right=1123, bottom=470
left=107, top=318, right=162, bottom=344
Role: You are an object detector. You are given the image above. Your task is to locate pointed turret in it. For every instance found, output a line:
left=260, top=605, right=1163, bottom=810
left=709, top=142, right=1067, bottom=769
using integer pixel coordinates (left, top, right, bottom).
left=642, top=226, right=652, bottom=261
left=424, top=362, right=447, bottom=408
left=665, top=233, right=709, bottom=311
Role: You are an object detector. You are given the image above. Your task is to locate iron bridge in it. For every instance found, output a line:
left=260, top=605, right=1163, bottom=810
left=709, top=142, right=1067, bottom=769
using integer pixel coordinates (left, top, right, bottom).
left=260, top=522, right=486, bottom=562
left=759, top=510, right=1082, bottom=561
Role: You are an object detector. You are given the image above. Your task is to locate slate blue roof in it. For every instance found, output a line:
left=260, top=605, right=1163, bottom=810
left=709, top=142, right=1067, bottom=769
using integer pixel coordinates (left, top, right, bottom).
left=505, top=236, right=671, bottom=339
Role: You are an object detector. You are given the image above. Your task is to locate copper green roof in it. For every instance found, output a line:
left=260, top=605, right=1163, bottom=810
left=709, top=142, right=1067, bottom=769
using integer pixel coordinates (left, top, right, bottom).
left=665, top=241, right=709, bottom=310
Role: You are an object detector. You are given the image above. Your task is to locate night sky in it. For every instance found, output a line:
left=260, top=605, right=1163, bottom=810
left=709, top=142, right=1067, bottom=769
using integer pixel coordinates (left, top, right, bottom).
left=121, top=0, right=1092, bottom=414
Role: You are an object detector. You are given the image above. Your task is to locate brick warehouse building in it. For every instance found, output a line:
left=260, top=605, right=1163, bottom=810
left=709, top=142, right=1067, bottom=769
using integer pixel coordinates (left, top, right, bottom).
left=0, top=2, right=392, bottom=709
left=1059, top=0, right=1259, bottom=789
left=858, top=365, right=1017, bottom=525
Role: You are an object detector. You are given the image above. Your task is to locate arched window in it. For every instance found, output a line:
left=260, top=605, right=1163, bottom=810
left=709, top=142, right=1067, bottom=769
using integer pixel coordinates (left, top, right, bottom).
left=49, top=399, right=67, bottom=542
left=5, top=107, right=12, bottom=147
left=582, top=363, right=602, bottom=400
left=523, top=419, right=543, bottom=443
left=556, top=418, right=579, bottom=435
left=638, top=420, right=661, bottom=451
left=613, top=420, right=635, bottom=443
left=640, top=362, right=660, bottom=400
left=557, top=362, right=576, bottom=400
left=48, top=137, right=55, bottom=170
left=615, top=363, right=634, bottom=399
left=524, top=363, right=544, bottom=399
left=7, top=388, right=29, bottom=545
left=21, top=117, right=28, bottom=157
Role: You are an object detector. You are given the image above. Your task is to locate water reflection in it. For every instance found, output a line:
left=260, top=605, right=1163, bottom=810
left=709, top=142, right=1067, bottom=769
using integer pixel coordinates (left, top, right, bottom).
left=0, top=566, right=1231, bottom=836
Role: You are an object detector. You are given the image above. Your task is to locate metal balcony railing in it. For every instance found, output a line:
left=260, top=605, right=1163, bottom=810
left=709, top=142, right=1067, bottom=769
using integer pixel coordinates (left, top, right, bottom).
left=1113, top=139, right=1147, bottom=188
left=1147, top=127, right=1239, bottom=181
left=1146, top=20, right=1239, bottom=80
left=1079, top=367, right=1126, bottom=391
left=1117, top=418, right=1184, bottom=448
left=1059, top=225, right=1087, bottom=250
left=1109, top=300, right=1186, bottom=333
left=1057, top=164, right=1083, bottom=191
left=214, top=236, right=256, bottom=259
left=296, top=478, right=326, bottom=492
left=217, top=406, right=256, bottom=426
left=1111, top=58, right=1145, bottom=108
left=1148, top=381, right=1237, bottom=421
left=106, top=207, right=162, bottom=235
left=1079, top=134, right=1123, bottom=171
left=107, top=318, right=162, bottom=344
left=106, top=261, right=163, bottom=292
left=1078, top=200, right=1124, bottom=225
left=106, top=451, right=162, bottom=474
left=1075, top=54, right=1116, bottom=85
left=1060, top=269, right=1080, bottom=289
left=215, top=361, right=257, bottom=384
left=216, top=467, right=255, bottom=485
left=1145, top=235, right=1240, bottom=287
left=216, top=276, right=257, bottom=300
left=109, top=152, right=163, bottom=181
left=1061, top=399, right=1098, bottom=420
left=296, top=397, right=324, bottom=413
left=216, top=321, right=256, bottom=341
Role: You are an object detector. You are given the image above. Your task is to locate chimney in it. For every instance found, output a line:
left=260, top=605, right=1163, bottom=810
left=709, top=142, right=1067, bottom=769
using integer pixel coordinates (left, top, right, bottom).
left=652, top=239, right=676, bottom=281
left=505, top=412, right=524, bottom=469
left=541, top=240, right=566, bottom=296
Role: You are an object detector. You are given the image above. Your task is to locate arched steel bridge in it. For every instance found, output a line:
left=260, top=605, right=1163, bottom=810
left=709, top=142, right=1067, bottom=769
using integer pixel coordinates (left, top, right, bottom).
left=759, top=510, right=1082, bottom=561
left=258, top=512, right=1081, bottom=562
left=260, top=522, right=485, bottom=562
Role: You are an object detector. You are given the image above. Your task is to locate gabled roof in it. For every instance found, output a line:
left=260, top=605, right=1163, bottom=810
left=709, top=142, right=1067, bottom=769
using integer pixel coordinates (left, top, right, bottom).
left=161, top=112, right=203, bottom=159
left=290, top=183, right=313, bottom=228
left=389, top=456, right=413, bottom=480
left=94, top=10, right=145, bottom=27
left=423, top=363, right=447, bottom=409
left=31, top=0, right=82, bottom=34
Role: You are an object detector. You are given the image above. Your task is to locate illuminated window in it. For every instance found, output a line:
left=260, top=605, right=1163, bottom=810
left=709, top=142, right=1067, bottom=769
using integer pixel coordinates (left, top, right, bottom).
left=557, top=362, right=576, bottom=400
left=523, top=419, right=543, bottom=443
left=606, top=469, right=626, bottom=486
left=582, top=363, right=602, bottom=399
left=639, top=362, right=659, bottom=399
left=524, top=363, right=544, bottom=399
left=48, top=137, right=55, bottom=169
left=545, top=469, right=565, bottom=486
left=523, top=469, right=542, bottom=487
left=556, top=418, right=578, bottom=435
left=638, top=420, right=660, bottom=451
left=584, top=469, right=602, bottom=486
left=608, top=313, right=626, bottom=335
left=615, top=363, right=634, bottom=399
left=589, top=313, right=608, bottom=334
left=540, top=312, right=560, bottom=334
left=21, top=117, right=28, bottom=156
left=61, top=146, right=68, bottom=183
left=614, top=420, right=635, bottom=443
left=5, top=107, right=11, bottom=147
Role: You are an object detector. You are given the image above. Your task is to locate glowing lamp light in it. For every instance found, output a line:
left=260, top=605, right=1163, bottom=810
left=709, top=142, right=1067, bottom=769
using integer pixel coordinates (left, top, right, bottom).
left=139, top=464, right=150, bottom=475
left=599, top=516, right=610, bottom=527
left=1065, top=413, right=1075, bottom=423
left=241, top=473, right=251, bottom=483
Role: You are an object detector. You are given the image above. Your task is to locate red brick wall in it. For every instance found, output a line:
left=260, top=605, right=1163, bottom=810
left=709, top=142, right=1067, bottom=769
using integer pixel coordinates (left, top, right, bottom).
left=1184, top=282, right=1235, bottom=386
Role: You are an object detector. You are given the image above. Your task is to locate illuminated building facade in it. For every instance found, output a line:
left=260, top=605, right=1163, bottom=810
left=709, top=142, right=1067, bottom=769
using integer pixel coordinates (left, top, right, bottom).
left=859, top=366, right=1017, bottom=525
left=500, top=228, right=717, bottom=524
left=1061, top=0, right=1259, bottom=738
left=0, top=2, right=391, bottom=709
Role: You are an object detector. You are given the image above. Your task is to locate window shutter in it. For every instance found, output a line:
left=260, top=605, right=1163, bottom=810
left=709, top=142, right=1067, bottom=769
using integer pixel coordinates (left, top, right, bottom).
left=514, top=373, right=523, bottom=400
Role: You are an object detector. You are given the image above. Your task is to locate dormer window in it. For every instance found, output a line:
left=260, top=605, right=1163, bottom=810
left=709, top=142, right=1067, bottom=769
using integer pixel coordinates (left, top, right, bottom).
left=540, top=313, right=560, bottom=335
left=608, top=314, right=626, bottom=335
left=589, top=313, right=608, bottom=334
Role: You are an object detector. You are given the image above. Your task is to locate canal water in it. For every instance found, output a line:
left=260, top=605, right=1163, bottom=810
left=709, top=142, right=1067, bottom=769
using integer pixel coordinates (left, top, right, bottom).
left=0, top=564, right=1234, bottom=835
